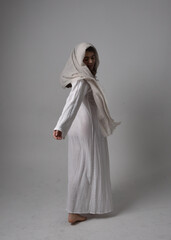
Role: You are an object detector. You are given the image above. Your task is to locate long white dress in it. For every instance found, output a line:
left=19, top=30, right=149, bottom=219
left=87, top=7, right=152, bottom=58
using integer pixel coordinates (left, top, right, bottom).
left=54, top=79, right=114, bottom=214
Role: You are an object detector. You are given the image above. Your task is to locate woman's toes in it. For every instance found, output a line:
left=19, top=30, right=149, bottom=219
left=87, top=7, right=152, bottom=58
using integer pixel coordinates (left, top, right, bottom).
left=68, top=214, right=87, bottom=224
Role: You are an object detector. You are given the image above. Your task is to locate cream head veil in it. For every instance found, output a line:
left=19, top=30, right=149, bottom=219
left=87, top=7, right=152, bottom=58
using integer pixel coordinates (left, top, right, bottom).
left=59, top=42, right=121, bottom=137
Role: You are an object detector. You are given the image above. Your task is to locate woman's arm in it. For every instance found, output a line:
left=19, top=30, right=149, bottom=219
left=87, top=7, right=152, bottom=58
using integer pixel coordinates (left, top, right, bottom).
left=53, top=79, right=89, bottom=139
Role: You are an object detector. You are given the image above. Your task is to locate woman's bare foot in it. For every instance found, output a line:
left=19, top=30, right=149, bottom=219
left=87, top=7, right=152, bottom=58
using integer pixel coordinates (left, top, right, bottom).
left=68, top=213, right=87, bottom=224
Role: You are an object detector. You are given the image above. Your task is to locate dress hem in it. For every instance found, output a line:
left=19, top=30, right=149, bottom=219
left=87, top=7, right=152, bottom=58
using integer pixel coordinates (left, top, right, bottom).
left=65, top=208, right=114, bottom=214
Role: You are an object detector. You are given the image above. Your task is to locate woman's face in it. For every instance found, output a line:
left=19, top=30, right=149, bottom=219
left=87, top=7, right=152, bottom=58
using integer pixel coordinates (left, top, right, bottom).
left=83, top=51, right=96, bottom=72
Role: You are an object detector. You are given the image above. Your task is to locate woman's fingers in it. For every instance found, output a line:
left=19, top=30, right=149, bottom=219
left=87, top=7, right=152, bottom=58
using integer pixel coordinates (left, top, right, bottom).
left=53, top=130, right=58, bottom=139
left=53, top=130, right=62, bottom=140
left=53, top=130, right=57, bottom=138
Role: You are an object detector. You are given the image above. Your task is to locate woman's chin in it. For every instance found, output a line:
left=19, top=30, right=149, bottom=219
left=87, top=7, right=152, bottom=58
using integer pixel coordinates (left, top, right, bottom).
left=88, top=67, right=93, bottom=72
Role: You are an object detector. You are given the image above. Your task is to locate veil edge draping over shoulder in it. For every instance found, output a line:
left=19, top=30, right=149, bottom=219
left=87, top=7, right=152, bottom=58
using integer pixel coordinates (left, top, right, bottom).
left=59, top=42, right=121, bottom=137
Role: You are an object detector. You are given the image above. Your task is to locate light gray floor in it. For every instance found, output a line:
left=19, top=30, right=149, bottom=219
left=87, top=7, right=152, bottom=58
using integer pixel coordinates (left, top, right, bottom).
left=1, top=164, right=171, bottom=240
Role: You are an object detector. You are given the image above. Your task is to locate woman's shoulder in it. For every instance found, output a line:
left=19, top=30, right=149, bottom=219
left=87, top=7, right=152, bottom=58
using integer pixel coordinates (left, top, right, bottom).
left=70, top=79, right=90, bottom=96
left=72, top=79, right=89, bottom=88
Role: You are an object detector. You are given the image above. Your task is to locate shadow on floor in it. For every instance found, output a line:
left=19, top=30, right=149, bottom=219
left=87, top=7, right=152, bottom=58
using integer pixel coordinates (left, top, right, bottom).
left=82, top=165, right=171, bottom=221
left=111, top=166, right=171, bottom=217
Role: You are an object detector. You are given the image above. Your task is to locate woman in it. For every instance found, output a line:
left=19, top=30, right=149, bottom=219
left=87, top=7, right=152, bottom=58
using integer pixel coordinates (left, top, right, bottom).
left=53, top=42, right=121, bottom=224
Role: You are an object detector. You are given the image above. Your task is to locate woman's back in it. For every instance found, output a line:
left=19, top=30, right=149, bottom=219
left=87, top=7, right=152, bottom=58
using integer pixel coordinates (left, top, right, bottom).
left=67, top=79, right=100, bottom=139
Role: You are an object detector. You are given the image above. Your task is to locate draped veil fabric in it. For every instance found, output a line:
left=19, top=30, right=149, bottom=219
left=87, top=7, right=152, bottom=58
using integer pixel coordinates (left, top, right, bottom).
left=59, top=42, right=121, bottom=137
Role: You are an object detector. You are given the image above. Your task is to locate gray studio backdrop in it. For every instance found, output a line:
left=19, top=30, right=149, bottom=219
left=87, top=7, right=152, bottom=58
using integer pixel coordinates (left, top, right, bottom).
left=1, top=0, right=171, bottom=214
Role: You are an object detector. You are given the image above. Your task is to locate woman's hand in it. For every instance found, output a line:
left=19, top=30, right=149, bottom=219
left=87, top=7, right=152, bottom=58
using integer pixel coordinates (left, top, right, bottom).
left=53, top=130, right=62, bottom=140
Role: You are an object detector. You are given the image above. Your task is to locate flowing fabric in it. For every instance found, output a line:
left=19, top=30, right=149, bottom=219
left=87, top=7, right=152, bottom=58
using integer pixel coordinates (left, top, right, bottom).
left=54, top=79, right=114, bottom=213
left=59, top=42, right=121, bottom=137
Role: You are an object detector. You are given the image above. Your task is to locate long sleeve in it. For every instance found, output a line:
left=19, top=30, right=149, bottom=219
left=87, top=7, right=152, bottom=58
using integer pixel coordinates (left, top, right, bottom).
left=53, top=79, right=89, bottom=139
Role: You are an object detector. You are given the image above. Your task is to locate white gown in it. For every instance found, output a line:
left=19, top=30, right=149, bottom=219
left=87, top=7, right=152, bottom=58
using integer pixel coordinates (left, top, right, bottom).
left=54, top=79, right=114, bottom=214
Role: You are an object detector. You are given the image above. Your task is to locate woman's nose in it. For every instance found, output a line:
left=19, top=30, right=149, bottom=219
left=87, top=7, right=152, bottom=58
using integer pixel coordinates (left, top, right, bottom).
left=89, top=59, right=93, bottom=64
